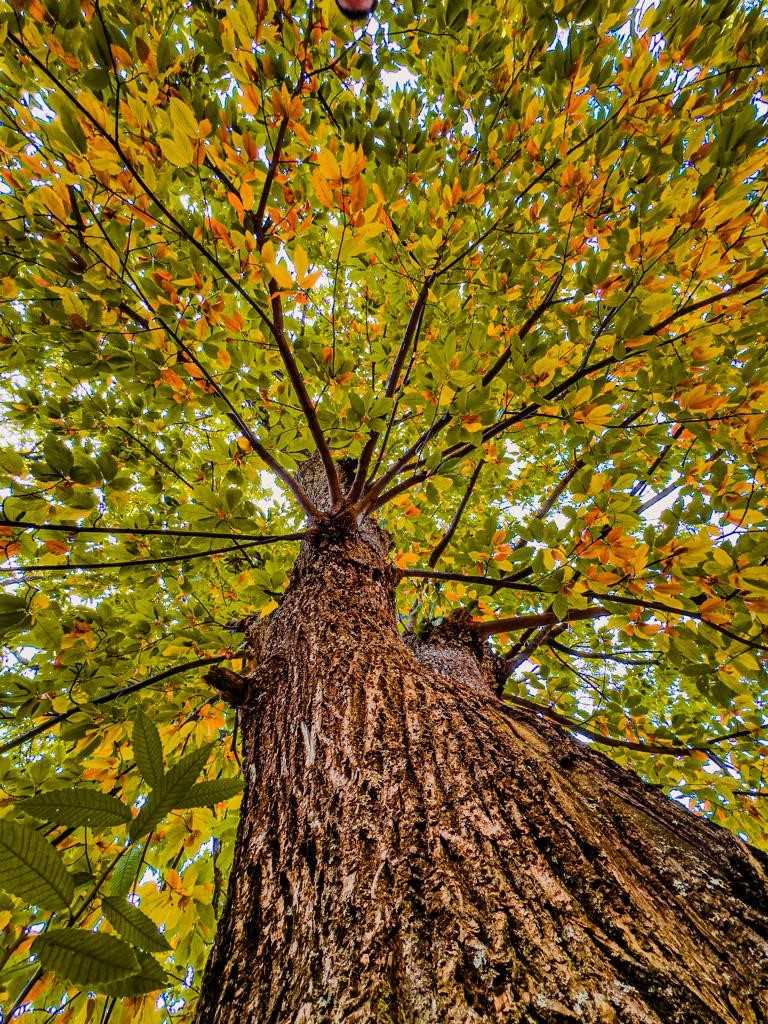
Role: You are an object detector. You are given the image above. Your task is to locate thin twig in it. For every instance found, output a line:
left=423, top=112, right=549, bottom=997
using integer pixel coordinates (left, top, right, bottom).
left=0, top=519, right=306, bottom=543
left=0, top=656, right=228, bottom=755
left=0, top=541, right=273, bottom=574
left=499, top=694, right=757, bottom=758
left=428, top=460, right=484, bottom=567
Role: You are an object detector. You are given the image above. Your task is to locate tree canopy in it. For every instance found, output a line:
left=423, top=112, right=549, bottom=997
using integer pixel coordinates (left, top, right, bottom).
left=1, top=0, right=768, bottom=1017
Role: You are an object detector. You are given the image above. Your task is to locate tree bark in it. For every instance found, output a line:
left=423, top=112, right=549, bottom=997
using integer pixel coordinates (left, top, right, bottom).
left=194, top=516, right=768, bottom=1024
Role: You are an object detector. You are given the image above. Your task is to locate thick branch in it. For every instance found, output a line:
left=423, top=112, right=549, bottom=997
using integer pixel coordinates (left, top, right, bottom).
left=473, top=607, right=607, bottom=637
left=387, top=274, right=768, bottom=501
left=254, top=116, right=291, bottom=246
left=13, top=34, right=326, bottom=518
left=74, top=196, right=314, bottom=516
left=269, top=278, right=342, bottom=508
left=474, top=589, right=768, bottom=651
left=117, top=298, right=318, bottom=516
left=349, top=281, right=431, bottom=502
left=583, top=590, right=768, bottom=653
left=497, top=625, right=567, bottom=693
left=480, top=274, right=562, bottom=388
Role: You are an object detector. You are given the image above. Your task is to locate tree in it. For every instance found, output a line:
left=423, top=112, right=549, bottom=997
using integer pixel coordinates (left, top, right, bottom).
left=1, top=0, right=768, bottom=1018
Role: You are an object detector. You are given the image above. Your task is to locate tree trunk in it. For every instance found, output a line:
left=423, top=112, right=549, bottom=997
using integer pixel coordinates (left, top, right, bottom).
left=194, top=516, right=768, bottom=1024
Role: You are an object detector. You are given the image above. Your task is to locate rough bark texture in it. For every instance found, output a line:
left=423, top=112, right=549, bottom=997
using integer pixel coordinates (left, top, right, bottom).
left=195, top=489, right=768, bottom=1023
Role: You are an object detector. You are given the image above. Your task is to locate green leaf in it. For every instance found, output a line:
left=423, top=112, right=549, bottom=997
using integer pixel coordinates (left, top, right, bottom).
left=0, top=820, right=75, bottom=910
left=97, top=949, right=168, bottom=996
left=101, top=896, right=170, bottom=952
left=43, top=435, right=73, bottom=475
left=0, top=448, right=25, bottom=476
left=129, top=743, right=213, bottom=840
left=0, top=595, right=30, bottom=637
left=133, top=710, right=165, bottom=788
left=33, top=928, right=139, bottom=986
left=21, top=788, right=132, bottom=830
left=175, top=778, right=243, bottom=808
left=109, top=845, right=144, bottom=898
left=551, top=594, right=569, bottom=622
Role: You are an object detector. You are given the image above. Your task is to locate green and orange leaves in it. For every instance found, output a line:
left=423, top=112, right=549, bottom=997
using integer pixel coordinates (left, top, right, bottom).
left=0, top=0, right=768, bottom=1017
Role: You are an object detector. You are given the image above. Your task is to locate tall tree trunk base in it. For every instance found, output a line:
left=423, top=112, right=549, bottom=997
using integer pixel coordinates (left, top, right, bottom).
left=195, top=544, right=768, bottom=1024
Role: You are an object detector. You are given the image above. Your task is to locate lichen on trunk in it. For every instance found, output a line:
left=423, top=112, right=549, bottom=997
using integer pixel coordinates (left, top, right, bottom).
left=194, top=490, right=768, bottom=1024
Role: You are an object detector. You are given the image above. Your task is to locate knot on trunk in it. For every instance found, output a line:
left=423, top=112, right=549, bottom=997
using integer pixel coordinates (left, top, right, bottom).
left=206, top=665, right=257, bottom=706
left=406, top=611, right=504, bottom=691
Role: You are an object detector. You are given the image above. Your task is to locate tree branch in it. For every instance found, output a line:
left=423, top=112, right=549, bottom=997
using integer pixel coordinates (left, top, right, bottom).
left=473, top=607, right=607, bottom=637
left=0, top=519, right=306, bottom=543
left=549, top=639, right=658, bottom=667
left=348, top=279, right=432, bottom=503
left=480, top=273, right=563, bottom=388
left=472, top=588, right=768, bottom=651
left=394, top=273, right=768, bottom=495
left=245, top=89, right=341, bottom=509
left=268, top=276, right=343, bottom=508
left=8, top=33, right=276, bottom=338
left=498, top=624, right=566, bottom=692
left=401, top=567, right=541, bottom=593
left=12, top=33, right=330, bottom=517
left=499, top=694, right=759, bottom=758
left=69, top=192, right=316, bottom=516
left=117, top=298, right=319, bottom=516
left=0, top=541, right=274, bottom=574
left=427, top=460, right=484, bottom=567
left=0, top=656, right=228, bottom=756
left=116, top=427, right=194, bottom=489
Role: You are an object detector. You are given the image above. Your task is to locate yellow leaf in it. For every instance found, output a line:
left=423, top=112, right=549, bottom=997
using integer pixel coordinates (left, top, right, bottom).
left=317, top=147, right=340, bottom=180
left=169, top=97, right=198, bottom=136
left=37, top=186, right=68, bottom=222
left=268, top=262, right=294, bottom=290
left=294, top=244, right=309, bottom=280
left=712, top=547, right=732, bottom=569
left=110, top=44, right=133, bottom=68
left=240, top=181, right=254, bottom=210
left=160, top=367, right=185, bottom=391
left=577, top=404, right=612, bottom=430
left=311, top=170, right=334, bottom=208
left=159, top=134, right=193, bottom=168
left=340, top=144, right=365, bottom=180
left=302, top=270, right=322, bottom=290
left=464, top=184, right=485, bottom=207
